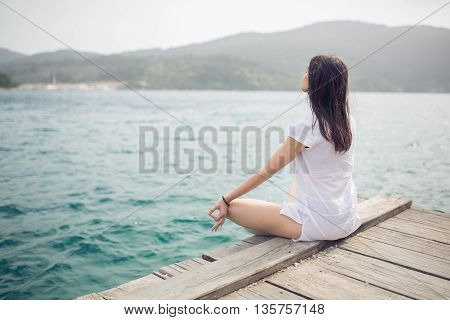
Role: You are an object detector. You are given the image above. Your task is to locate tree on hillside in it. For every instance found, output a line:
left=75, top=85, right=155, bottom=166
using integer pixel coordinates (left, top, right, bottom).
left=0, top=72, right=16, bottom=88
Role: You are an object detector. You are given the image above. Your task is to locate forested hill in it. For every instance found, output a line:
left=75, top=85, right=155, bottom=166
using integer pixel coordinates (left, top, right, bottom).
left=1, top=21, right=449, bottom=92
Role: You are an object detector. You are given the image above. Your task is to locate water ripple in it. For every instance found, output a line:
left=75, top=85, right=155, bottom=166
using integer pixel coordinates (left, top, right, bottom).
left=0, top=205, right=26, bottom=218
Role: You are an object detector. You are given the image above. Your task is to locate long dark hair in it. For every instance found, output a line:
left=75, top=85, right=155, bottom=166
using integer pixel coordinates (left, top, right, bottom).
left=307, top=55, right=352, bottom=154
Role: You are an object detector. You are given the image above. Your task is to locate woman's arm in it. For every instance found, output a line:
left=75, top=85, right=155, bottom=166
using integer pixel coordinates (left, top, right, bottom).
left=224, top=136, right=305, bottom=202
left=208, top=136, right=306, bottom=231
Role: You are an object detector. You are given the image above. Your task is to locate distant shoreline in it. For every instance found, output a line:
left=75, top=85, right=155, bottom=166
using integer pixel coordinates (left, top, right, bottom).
left=0, top=83, right=448, bottom=94
left=15, top=81, right=125, bottom=91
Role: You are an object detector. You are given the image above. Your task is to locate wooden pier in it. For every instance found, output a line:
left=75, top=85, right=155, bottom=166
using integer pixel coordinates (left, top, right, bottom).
left=76, top=193, right=450, bottom=300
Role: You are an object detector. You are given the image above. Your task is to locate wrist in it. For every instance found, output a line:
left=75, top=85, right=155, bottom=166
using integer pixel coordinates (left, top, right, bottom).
left=223, top=194, right=234, bottom=203
left=221, top=195, right=231, bottom=207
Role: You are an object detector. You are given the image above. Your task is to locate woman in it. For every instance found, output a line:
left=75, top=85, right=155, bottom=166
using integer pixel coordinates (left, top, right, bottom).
left=207, top=55, right=362, bottom=242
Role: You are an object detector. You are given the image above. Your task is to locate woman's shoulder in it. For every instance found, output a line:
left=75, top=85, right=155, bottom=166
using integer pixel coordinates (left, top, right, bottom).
left=291, top=111, right=317, bottom=128
left=288, top=111, right=323, bottom=148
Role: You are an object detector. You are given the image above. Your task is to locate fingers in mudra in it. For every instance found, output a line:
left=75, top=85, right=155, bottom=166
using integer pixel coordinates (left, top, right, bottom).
left=208, top=205, right=219, bottom=220
left=208, top=200, right=228, bottom=231
left=211, top=215, right=227, bottom=231
left=209, top=208, right=226, bottom=231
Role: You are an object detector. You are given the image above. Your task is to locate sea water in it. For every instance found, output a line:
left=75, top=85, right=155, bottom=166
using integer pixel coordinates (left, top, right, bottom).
left=0, top=89, right=448, bottom=299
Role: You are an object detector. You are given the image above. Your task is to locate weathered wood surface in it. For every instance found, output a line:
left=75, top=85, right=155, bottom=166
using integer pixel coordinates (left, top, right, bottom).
left=374, top=208, right=450, bottom=244
left=220, top=206, right=450, bottom=300
left=311, top=248, right=449, bottom=299
left=265, top=261, right=409, bottom=299
left=356, top=224, right=449, bottom=260
left=219, top=281, right=307, bottom=300
left=83, top=193, right=411, bottom=300
left=340, top=235, right=449, bottom=280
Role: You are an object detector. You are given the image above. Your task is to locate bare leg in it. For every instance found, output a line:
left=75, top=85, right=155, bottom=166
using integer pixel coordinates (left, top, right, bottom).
left=244, top=176, right=298, bottom=236
left=244, top=177, right=299, bottom=238
left=227, top=198, right=302, bottom=240
left=244, top=227, right=273, bottom=236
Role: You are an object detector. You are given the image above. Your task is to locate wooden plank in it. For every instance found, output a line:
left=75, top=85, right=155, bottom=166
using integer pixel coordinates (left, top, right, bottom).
left=81, top=274, right=166, bottom=300
left=167, top=263, right=190, bottom=273
left=218, top=291, right=250, bottom=300
left=245, top=282, right=307, bottom=300
left=312, top=248, right=450, bottom=299
left=357, top=225, right=450, bottom=261
left=152, top=270, right=171, bottom=280
left=390, top=215, right=450, bottom=235
left=395, top=207, right=450, bottom=230
left=75, top=292, right=110, bottom=300
left=394, top=216, right=450, bottom=237
left=99, top=287, right=127, bottom=300
left=175, top=259, right=203, bottom=271
left=191, top=257, right=212, bottom=265
left=219, top=196, right=378, bottom=300
left=125, top=237, right=329, bottom=300
left=265, top=262, right=409, bottom=299
left=107, top=194, right=411, bottom=299
left=241, top=235, right=273, bottom=245
left=159, top=265, right=185, bottom=277
left=117, top=274, right=163, bottom=293
left=375, top=216, right=449, bottom=244
left=339, top=235, right=450, bottom=280
left=219, top=281, right=306, bottom=300
left=356, top=194, right=412, bottom=233
left=202, top=240, right=255, bottom=261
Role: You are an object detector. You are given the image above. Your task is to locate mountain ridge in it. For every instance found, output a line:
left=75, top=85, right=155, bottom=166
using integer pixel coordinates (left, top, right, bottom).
left=1, top=21, right=449, bottom=92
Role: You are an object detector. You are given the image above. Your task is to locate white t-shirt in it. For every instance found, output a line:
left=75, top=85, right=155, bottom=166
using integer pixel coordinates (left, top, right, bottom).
left=280, top=111, right=362, bottom=241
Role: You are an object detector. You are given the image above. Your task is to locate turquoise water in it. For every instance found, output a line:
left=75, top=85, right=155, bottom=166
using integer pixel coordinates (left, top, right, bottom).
left=0, top=90, right=449, bottom=299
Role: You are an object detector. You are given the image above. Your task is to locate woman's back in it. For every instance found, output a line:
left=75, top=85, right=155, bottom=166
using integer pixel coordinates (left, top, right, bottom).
left=281, top=111, right=361, bottom=241
left=292, top=111, right=355, bottom=178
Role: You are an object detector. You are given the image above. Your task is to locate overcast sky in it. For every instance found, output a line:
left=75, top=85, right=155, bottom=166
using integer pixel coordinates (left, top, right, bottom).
left=0, top=0, right=449, bottom=55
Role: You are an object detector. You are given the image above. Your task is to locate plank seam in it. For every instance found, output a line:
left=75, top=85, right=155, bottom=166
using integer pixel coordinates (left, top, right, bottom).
left=250, top=280, right=313, bottom=300
left=339, top=247, right=450, bottom=281
left=375, top=225, right=449, bottom=245
left=191, top=258, right=207, bottom=265
left=239, top=287, right=267, bottom=300
left=392, top=215, right=449, bottom=231
left=355, top=233, right=450, bottom=261
left=152, top=271, right=168, bottom=280
left=314, top=261, right=417, bottom=300
left=174, top=262, right=190, bottom=271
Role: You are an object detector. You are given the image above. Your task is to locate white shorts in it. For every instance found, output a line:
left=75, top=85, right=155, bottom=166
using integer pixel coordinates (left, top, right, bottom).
left=279, top=200, right=360, bottom=242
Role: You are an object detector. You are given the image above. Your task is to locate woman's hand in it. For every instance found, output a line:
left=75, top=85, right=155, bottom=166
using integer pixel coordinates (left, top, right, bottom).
left=207, top=198, right=229, bottom=232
